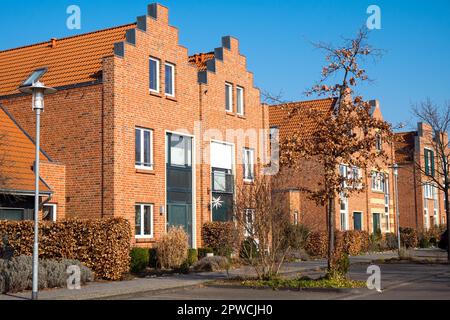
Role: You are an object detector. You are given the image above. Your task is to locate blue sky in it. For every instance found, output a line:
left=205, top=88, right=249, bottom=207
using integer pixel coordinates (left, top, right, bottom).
left=1, top=0, right=449, bottom=129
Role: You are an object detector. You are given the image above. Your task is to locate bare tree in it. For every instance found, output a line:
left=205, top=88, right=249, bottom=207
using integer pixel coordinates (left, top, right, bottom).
left=412, top=99, right=450, bottom=261
left=269, top=28, right=393, bottom=273
left=234, top=175, right=292, bottom=280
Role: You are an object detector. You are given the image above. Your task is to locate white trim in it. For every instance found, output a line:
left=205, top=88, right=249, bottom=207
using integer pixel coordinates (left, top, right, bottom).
left=149, top=57, right=160, bottom=93
left=43, top=203, right=57, bottom=222
left=243, top=147, right=255, bottom=182
left=209, top=139, right=236, bottom=222
left=135, top=127, right=154, bottom=171
left=165, top=62, right=176, bottom=97
left=225, top=82, right=233, bottom=112
left=165, top=130, right=197, bottom=248
left=135, top=203, right=154, bottom=239
left=236, top=86, right=245, bottom=116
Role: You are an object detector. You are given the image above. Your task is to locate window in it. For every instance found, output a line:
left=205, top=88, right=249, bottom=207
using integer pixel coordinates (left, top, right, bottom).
left=43, top=204, right=57, bottom=222
left=424, top=149, right=435, bottom=177
left=169, top=134, right=192, bottom=168
left=149, top=57, right=160, bottom=93
left=353, top=212, right=363, bottom=231
left=135, top=128, right=153, bottom=170
left=424, top=183, right=434, bottom=200
left=293, top=210, right=299, bottom=226
left=0, top=208, right=24, bottom=221
left=371, top=172, right=386, bottom=192
left=244, top=209, right=255, bottom=238
left=236, top=86, right=244, bottom=115
left=135, top=204, right=153, bottom=238
left=212, top=169, right=234, bottom=194
left=165, top=62, right=175, bottom=97
left=243, top=148, right=255, bottom=181
left=376, top=134, right=382, bottom=151
left=225, top=83, right=233, bottom=112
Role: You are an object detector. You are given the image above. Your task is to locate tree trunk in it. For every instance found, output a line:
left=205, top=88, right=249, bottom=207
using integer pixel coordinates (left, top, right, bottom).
left=327, top=196, right=335, bottom=271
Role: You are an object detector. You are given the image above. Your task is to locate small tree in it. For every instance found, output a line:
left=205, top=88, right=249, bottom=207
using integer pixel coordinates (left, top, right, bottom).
left=273, top=29, right=393, bottom=273
left=234, top=175, right=291, bottom=280
left=412, top=99, right=450, bottom=261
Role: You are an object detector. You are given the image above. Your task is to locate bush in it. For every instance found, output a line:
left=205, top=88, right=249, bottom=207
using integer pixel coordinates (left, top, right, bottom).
left=384, top=233, right=398, bottom=250
left=186, top=249, right=198, bottom=266
left=0, top=256, right=94, bottom=294
left=400, top=228, right=419, bottom=249
left=130, top=248, right=150, bottom=273
left=305, top=231, right=328, bottom=258
left=341, top=231, right=370, bottom=255
left=284, top=224, right=310, bottom=250
left=156, top=227, right=189, bottom=270
left=198, top=248, right=214, bottom=259
left=0, top=218, right=131, bottom=280
left=239, top=238, right=259, bottom=260
left=202, top=222, right=239, bottom=257
left=192, top=256, right=230, bottom=272
left=149, top=248, right=158, bottom=269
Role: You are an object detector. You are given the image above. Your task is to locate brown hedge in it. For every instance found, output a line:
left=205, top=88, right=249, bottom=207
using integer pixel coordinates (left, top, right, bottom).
left=306, top=230, right=370, bottom=258
left=202, top=222, right=240, bottom=256
left=0, top=218, right=131, bottom=280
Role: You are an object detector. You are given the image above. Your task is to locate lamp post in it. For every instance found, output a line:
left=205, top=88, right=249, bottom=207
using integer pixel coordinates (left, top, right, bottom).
left=19, top=80, right=56, bottom=300
left=393, top=164, right=401, bottom=253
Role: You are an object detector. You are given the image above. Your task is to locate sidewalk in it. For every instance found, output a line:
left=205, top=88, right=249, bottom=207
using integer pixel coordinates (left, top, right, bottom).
left=0, top=252, right=397, bottom=300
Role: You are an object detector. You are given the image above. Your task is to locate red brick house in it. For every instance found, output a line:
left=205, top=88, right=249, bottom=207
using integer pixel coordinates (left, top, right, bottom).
left=395, top=123, right=447, bottom=231
left=0, top=105, right=65, bottom=221
left=0, top=3, right=268, bottom=248
left=269, top=98, right=398, bottom=234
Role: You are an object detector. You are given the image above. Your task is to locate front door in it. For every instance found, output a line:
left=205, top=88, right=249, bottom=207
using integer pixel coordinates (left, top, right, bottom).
left=166, top=133, right=193, bottom=246
left=373, top=213, right=381, bottom=234
left=353, top=212, right=362, bottom=231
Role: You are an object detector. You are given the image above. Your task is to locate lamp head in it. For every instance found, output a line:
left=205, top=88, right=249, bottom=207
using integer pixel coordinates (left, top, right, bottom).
left=19, top=81, right=57, bottom=111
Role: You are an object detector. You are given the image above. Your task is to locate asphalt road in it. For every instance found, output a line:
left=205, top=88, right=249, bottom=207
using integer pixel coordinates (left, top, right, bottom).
left=109, top=263, right=450, bottom=300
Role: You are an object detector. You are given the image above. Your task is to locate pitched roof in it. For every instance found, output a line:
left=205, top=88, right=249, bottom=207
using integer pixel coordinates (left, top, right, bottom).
left=0, top=23, right=136, bottom=97
left=269, top=98, right=337, bottom=139
left=188, top=52, right=215, bottom=71
left=0, top=105, right=51, bottom=195
left=394, top=131, right=416, bottom=164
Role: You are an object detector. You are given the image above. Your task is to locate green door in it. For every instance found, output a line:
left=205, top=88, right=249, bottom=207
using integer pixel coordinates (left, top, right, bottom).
left=354, top=212, right=362, bottom=231
left=166, top=133, right=193, bottom=246
left=373, top=213, right=381, bottom=234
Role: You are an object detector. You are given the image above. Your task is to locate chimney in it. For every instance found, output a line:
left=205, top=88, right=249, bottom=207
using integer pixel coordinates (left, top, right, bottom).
left=51, top=38, right=57, bottom=48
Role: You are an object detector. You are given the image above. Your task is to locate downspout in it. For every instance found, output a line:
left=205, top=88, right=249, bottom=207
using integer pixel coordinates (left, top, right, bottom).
left=199, top=84, right=204, bottom=243
left=101, top=84, right=105, bottom=218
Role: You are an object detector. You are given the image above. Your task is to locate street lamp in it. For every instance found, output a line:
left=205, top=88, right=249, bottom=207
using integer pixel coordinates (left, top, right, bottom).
left=19, top=68, right=56, bottom=300
left=393, top=164, right=402, bottom=253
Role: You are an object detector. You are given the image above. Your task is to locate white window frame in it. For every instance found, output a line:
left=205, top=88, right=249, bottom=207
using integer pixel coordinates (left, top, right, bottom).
left=236, top=86, right=245, bottom=116
left=43, top=203, right=57, bottom=222
left=135, top=127, right=154, bottom=171
left=243, top=148, right=255, bottom=182
left=149, top=57, right=160, bottom=93
left=424, top=183, right=434, bottom=200
left=165, top=62, right=175, bottom=97
left=371, top=172, right=386, bottom=192
left=293, top=210, right=299, bottom=226
left=225, top=82, right=233, bottom=112
left=135, top=204, right=154, bottom=239
left=244, top=209, right=255, bottom=238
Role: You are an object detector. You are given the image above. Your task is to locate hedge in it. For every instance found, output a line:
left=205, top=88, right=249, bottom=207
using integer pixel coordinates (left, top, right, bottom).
left=0, top=218, right=131, bottom=280
left=306, top=230, right=370, bottom=258
left=202, top=222, right=240, bottom=257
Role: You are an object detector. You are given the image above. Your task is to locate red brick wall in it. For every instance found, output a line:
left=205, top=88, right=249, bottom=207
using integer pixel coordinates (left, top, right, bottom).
left=1, top=84, right=104, bottom=220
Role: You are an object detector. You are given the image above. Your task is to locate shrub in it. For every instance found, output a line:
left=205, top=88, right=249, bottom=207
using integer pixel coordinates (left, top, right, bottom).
left=0, top=256, right=94, bottom=294
left=239, top=238, right=259, bottom=260
left=198, top=248, right=214, bottom=259
left=305, top=231, right=328, bottom=258
left=130, top=248, right=150, bottom=274
left=202, top=222, right=239, bottom=257
left=400, top=228, right=419, bottom=249
left=186, top=249, right=198, bottom=266
left=384, top=233, right=398, bottom=250
left=156, top=227, right=189, bottom=270
left=193, top=256, right=230, bottom=272
left=0, top=218, right=131, bottom=281
left=341, top=231, right=370, bottom=255
left=284, top=224, right=310, bottom=250
left=148, top=248, right=158, bottom=269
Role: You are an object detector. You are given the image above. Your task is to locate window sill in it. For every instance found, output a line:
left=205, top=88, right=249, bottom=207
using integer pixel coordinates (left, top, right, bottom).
left=136, top=168, right=155, bottom=175
left=226, top=111, right=235, bottom=116
left=237, top=114, right=246, bottom=119
left=371, top=190, right=385, bottom=194
left=165, top=95, right=177, bottom=102
left=135, top=237, right=155, bottom=243
left=244, top=179, right=255, bottom=184
left=149, top=90, right=162, bottom=98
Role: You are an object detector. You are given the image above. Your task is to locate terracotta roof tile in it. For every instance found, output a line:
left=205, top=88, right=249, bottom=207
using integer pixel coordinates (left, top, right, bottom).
left=394, top=132, right=416, bottom=164
left=269, top=98, right=337, bottom=139
left=188, top=52, right=215, bottom=71
left=0, top=23, right=136, bottom=97
left=0, top=106, right=51, bottom=194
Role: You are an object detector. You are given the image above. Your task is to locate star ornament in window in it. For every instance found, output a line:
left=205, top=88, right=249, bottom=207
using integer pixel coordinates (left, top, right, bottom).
left=212, top=196, right=224, bottom=210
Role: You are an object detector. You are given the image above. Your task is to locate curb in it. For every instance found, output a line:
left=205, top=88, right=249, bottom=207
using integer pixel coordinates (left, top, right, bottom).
left=204, top=283, right=364, bottom=294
